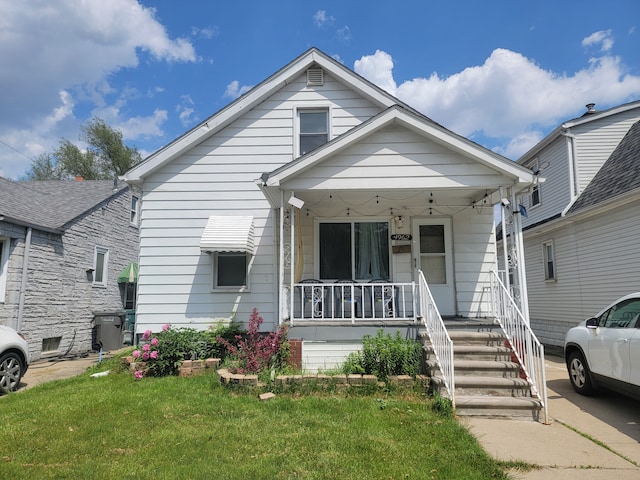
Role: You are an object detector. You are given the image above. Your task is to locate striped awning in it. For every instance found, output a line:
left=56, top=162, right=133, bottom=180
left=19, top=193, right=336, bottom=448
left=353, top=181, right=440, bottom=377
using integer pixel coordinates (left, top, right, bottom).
left=200, top=216, right=255, bottom=254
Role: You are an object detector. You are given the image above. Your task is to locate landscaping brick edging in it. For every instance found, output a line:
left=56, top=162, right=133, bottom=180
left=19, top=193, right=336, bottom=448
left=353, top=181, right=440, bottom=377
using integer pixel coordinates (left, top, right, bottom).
left=122, top=356, right=222, bottom=376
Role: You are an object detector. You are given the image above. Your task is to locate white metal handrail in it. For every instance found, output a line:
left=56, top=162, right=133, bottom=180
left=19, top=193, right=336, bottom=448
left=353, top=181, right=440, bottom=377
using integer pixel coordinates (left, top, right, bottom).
left=290, top=281, right=416, bottom=324
left=418, top=270, right=455, bottom=407
left=490, top=270, right=548, bottom=424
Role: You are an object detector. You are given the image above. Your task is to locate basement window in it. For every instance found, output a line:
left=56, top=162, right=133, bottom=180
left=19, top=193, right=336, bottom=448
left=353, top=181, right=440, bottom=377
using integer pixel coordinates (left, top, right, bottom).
left=42, top=337, right=62, bottom=353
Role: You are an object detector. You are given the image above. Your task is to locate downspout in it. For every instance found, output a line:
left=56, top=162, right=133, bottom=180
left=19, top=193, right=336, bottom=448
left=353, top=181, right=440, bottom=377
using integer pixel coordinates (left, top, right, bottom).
left=17, top=227, right=32, bottom=332
left=289, top=196, right=295, bottom=325
left=511, top=189, right=530, bottom=325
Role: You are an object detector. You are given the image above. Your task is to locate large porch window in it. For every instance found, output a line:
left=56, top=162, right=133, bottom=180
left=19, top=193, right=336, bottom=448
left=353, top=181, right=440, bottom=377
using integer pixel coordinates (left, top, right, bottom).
left=318, top=221, right=389, bottom=281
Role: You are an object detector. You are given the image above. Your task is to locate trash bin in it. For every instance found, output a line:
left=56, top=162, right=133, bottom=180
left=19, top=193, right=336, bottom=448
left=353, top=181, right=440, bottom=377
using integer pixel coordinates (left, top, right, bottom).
left=93, top=311, right=126, bottom=351
left=123, top=309, right=136, bottom=345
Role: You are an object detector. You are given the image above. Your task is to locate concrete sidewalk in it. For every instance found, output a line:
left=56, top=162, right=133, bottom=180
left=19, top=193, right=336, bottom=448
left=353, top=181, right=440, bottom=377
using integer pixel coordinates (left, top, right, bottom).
left=464, top=354, right=640, bottom=479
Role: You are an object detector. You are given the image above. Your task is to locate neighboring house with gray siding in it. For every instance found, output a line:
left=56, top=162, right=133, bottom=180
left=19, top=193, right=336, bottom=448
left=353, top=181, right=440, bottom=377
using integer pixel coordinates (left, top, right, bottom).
left=504, top=101, right=640, bottom=348
left=0, top=177, right=140, bottom=360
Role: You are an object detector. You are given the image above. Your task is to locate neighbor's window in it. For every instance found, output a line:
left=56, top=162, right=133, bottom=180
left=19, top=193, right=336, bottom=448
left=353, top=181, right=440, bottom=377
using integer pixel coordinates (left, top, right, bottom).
left=130, top=195, right=140, bottom=225
left=298, top=109, right=329, bottom=156
left=530, top=185, right=541, bottom=207
left=214, top=252, right=249, bottom=289
left=542, top=241, right=555, bottom=281
left=42, top=337, right=62, bottom=353
left=93, top=246, right=109, bottom=287
left=0, top=237, right=8, bottom=303
left=319, top=221, right=389, bottom=281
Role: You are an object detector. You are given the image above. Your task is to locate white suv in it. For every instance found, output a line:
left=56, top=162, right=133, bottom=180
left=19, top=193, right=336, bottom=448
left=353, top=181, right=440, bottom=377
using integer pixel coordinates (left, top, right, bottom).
left=0, top=325, right=30, bottom=393
left=564, top=293, right=640, bottom=400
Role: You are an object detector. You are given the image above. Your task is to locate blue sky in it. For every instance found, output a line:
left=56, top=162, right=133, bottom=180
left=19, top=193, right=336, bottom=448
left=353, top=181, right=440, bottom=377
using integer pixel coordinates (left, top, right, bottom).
left=1, top=0, right=639, bottom=179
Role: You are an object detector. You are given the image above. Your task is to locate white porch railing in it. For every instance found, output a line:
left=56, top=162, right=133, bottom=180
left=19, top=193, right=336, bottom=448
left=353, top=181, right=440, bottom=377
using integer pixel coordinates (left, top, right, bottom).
left=417, top=270, right=455, bottom=406
left=289, top=281, right=416, bottom=324
left=490, top=270, right=549, bottom=424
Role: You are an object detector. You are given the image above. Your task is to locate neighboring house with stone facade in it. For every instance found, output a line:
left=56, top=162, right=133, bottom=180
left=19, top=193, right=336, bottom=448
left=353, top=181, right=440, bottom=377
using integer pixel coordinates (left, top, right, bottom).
left=501, top=100, right=640, bottom=348
left=0, top=177, right=140, bottom=360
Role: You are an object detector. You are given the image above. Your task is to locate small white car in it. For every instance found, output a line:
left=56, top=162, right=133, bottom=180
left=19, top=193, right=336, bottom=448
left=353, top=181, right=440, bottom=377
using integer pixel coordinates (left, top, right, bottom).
left=564, top=293, right=640, bottom=400
left=0, top=325, right=30, bottom=393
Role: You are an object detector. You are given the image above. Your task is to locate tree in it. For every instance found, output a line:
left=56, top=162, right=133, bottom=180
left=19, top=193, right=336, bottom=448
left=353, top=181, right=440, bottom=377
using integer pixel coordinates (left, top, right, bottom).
left=23, top=118, right=143, bottom=180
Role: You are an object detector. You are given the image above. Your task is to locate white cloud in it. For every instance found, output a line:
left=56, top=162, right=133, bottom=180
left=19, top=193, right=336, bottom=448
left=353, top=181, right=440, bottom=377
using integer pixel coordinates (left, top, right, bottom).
left=192, top=26, right=219, bottom=39
left=116, top=109, right=168, bottom=140
left=0, top=0, right=196, bottom=178
left=582, top=30, right=614, bottom=52
left=313, top=10, right=334, bottom=28
left=355, top=45, right=640, bottom=159
left=176, top=95, right=199, bottom=127
left=354, top=50, right=397, bottom=95
left=336, top=25, right=352, bottom=43
left=224, top=80, right=253, bottom=100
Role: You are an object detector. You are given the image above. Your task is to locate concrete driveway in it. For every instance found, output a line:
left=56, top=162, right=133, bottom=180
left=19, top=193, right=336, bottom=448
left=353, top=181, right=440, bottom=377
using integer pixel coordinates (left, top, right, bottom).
left=465, top=354, right=640, bottom=479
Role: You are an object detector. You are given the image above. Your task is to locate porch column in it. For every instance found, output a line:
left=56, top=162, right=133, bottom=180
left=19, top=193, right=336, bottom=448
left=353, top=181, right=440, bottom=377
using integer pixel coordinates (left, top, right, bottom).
left=511, top=188, right=530, bottom=324
left=278, top=190, right=286, bottom=324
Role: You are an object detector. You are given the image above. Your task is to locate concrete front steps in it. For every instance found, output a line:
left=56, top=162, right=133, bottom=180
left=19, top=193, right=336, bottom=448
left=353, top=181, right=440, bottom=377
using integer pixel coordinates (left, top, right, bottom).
left=421, top=328, right=543, bottom=420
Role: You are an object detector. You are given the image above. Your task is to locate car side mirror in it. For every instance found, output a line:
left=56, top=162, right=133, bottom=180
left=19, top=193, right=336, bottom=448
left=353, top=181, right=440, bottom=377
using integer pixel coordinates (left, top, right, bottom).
left=586, top=317, right=599, bottom=329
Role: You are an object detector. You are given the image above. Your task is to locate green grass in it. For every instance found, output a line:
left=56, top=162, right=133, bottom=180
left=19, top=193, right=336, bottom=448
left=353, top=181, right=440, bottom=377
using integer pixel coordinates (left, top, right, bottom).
left=0, top=357, right=512, bottom=479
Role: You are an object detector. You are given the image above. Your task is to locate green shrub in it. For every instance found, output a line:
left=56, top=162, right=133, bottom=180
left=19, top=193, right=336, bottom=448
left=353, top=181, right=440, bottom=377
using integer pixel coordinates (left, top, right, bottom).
left=342, top=329, right=422, bottom=381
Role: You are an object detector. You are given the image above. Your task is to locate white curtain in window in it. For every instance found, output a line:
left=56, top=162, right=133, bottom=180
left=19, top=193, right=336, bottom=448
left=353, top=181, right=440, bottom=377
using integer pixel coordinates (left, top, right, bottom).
left=355, top=222, right=389, bottom=280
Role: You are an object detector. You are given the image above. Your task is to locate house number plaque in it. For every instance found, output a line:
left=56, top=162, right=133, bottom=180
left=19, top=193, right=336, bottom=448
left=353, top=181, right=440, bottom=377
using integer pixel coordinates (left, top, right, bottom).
left=390, top=234, right=412, bottom=241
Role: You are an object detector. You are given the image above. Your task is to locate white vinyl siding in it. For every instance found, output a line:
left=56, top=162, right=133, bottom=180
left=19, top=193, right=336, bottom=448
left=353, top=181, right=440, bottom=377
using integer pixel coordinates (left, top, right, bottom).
left=525, top=199, right=640, bottom=347
left=572, top=111, right=640, bottom=192
left=135, top=71, right=382, bottom=332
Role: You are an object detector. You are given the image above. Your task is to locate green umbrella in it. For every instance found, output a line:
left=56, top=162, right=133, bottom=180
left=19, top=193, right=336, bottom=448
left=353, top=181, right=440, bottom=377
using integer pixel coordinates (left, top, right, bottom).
left=117, top=262, right=138, bottom=283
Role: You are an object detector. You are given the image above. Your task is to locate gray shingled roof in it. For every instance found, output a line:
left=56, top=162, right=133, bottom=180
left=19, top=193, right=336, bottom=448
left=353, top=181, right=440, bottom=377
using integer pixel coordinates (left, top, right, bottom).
left=567, top=120, right=640, bottom=214
left=0, top=178, right=127, bottom=233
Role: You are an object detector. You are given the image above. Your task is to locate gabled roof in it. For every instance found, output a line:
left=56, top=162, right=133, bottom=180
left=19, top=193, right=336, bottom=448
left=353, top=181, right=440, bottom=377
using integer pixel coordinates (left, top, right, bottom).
left=518, top=99, right=640, bottom=165
left=123, top=47, right=417, bottom=183
left=123, top=47, right=468, bottom=184
left=0, top=177, right=128, bottom=233
left=567, top=119, right=640, bottom=214
left=263, top=105, right=534, bottom=189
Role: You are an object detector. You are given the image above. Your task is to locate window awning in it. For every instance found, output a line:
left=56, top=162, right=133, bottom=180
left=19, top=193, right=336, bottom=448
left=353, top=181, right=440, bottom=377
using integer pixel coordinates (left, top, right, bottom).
left=117, top=261, right=139, bottom=284
left=200, top=216, right=255, bottom=254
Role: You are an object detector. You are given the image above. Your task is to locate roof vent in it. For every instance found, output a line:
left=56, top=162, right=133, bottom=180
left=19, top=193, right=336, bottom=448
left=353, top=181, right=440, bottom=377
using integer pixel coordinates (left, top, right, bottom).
left=306, top=67, right=324, bottom=86
left=585, top=103, right=596, bottom=114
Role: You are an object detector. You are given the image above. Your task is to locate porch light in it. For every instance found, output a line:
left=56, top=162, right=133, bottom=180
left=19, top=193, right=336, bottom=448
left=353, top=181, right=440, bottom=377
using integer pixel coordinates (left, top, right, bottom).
left=288, top=194, right=305, bottom=209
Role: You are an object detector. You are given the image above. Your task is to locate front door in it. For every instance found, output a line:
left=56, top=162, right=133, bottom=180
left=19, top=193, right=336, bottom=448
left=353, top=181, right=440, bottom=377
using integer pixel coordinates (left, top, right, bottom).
left=412, top=218, right=456, bottom=315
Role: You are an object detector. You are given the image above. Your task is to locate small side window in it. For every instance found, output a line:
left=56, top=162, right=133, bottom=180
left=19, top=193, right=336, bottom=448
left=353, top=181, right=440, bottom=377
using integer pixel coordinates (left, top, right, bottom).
left=214, top=252, right=249, bottom=289
left=0, top=237, right=8, bottom=303
left=93, top=246, right=109, bottom=287
left=530, top=185, right=541, bottom=207
left=542, top=241, right=555, bottom=281
left=130, top=195, right=140, bottom=226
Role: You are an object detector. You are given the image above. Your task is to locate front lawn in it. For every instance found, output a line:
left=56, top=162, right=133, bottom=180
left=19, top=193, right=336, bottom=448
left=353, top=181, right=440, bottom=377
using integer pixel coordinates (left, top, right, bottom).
left=0, top=358, right=511, bottom=479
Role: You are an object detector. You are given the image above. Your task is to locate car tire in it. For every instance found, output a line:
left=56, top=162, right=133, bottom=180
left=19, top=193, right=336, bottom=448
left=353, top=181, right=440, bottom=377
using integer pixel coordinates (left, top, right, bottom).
left=0, top=352, right=24, bottom=393
left=567, top=351, right=595, bottom=396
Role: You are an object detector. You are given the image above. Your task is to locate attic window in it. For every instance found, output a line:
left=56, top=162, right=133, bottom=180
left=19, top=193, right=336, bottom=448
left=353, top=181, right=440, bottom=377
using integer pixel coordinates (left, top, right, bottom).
left=307, top=68, right=324, bottom=86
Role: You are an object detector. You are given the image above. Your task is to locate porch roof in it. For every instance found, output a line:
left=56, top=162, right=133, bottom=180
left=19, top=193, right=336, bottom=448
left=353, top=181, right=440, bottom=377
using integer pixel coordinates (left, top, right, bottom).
left=259, top=106, right=536, bottom=207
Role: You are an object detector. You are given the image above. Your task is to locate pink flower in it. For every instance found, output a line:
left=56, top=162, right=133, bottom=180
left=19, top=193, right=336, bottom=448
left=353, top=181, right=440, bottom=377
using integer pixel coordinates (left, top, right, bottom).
left=142, top=343, right=151, bottom=352
left=142, top=352, right=150, bottom=361
left=151, top=338, right=159, bottom=346
left=134, top=371, right=143, bottom=380
left=142, top=330, right=152, bottom=341
left=150, top=350, right=158, bottom=360
left=162, top=324, right=171, bottom=331
left=132, top=350, right=141, bottom=358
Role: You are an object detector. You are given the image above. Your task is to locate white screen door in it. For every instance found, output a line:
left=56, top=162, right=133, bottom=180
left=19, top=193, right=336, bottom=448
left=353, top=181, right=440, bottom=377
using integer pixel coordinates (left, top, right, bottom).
left=412, top=218, right=455, bottom=315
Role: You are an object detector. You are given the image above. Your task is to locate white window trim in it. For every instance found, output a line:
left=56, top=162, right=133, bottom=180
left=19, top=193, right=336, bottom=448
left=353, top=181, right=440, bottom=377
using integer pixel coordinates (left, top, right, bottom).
left=294, top=106, right=332, bottom=158
left=0, top=237, right=9, bottom=303
left=211, top=251, right=251, bottom=292
left=314, top=216, right=392, bottom=281
left=93, top=246, right=109, bottom=287
left=542, top=240, right=556, bottom=282
left=130, top=194, right=140, bottom=226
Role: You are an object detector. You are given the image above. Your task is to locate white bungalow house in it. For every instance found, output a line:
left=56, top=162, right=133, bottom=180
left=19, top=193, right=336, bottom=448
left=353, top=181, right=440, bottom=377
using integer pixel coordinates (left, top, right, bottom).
left=505, top=101, right=640, bottom=349
left=123, top=49, right=544, bottom=414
